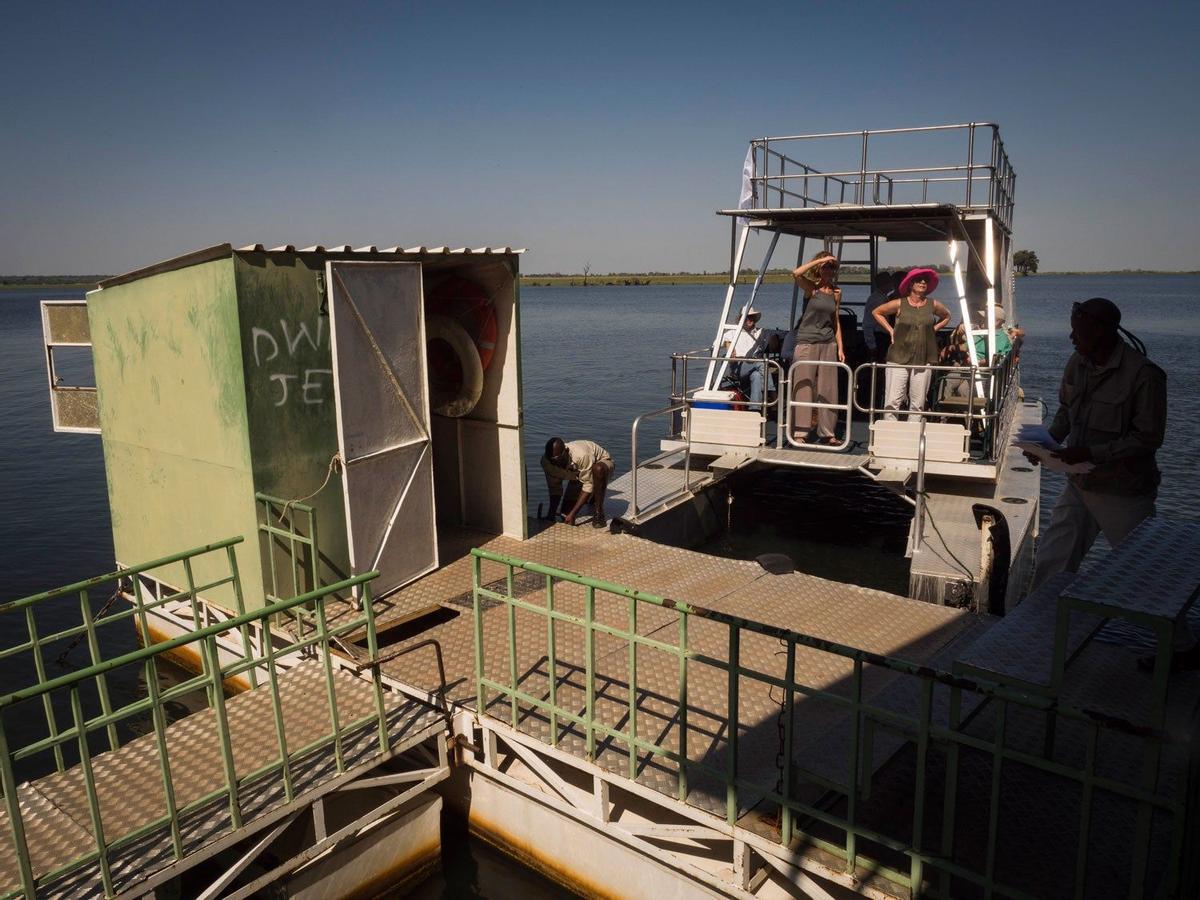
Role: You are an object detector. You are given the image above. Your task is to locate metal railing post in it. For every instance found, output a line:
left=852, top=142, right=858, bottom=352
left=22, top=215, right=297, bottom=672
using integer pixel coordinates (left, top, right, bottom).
left=506, top=565, right=518, bottom=728
left=203, top=632, right=243, bottom=830
left=858, top=130, right=869, bottom=204
left=473, top=554, right=486, bottom=714
left=726, top=625, right=740, bottom=826
left=25, top=607, right=65, bottom=772
left=912, top=418, right=928, bottom=554
left=263, top=609, right=295, bottom=803
left=0, top=716, right=36, bottom=897
left=677, top=613, right=689, bottom=802
left=966, top=123, right=976, bottom=207
left=314, top=597, right=344, bottom=774
left=142, top=655, right=183, bottom=860
left=585, top=586, right=596, bottom=761
left=546, top=575, right=559, bottom=747
left=360, top=582, right=388, bottom=753
left=70, top=684, right=114, bottom=895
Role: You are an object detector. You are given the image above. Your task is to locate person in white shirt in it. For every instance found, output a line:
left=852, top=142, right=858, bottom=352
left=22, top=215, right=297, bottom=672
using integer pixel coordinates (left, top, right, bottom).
left=725, top=306, right=766, bottom=405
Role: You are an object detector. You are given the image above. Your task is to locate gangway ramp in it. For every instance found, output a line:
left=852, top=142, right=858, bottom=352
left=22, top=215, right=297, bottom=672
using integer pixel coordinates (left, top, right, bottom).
left=0, top=539, right=449, bottom=899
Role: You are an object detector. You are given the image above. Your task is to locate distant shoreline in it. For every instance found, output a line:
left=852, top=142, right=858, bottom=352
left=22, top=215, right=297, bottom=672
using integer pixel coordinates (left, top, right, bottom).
left=521, top=270, right=1196, bottom=287
left=2, top=269, right=1195, bottom=292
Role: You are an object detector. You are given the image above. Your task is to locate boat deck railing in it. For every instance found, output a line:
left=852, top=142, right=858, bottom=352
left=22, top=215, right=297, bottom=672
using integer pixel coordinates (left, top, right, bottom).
left=469, top=547, right=1200, bottom=899
left=662, top=347, right=1018, bottom=459
left=744, top=123, right=1015, bottom=230
left=0, top=538, right=396, bottom=898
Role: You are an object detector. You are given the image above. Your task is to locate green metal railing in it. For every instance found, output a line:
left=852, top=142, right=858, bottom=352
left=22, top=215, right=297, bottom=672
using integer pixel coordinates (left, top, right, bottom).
left=471, top=549, right=1200, bottom=899
left=0, top=538, right=389, bottom=899
left=256, top=492, right=321, bottom=603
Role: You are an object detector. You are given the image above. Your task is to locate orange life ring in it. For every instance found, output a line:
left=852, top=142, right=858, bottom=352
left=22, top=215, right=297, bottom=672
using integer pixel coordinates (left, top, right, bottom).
left=427, top=278, right=498, bottom=371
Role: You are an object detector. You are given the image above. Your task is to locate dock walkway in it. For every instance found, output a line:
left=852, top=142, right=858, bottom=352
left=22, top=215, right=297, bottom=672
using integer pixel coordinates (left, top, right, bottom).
left=319, top=522, right=1200, bottom=898
left=0, top=660, right=443, bottom=898
left=323, top=524, right=982, bottom=818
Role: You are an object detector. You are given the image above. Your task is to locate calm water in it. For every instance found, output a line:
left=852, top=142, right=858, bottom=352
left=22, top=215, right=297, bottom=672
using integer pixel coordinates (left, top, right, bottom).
left=1, top=273, right=1197, bottom=892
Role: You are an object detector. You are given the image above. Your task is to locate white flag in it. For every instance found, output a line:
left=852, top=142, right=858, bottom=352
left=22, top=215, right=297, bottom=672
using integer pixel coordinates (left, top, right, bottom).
left=738, top=145, right=756, bottom=227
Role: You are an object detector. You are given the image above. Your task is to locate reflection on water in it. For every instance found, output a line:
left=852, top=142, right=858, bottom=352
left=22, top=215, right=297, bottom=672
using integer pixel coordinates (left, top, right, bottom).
left=698, top=468, right=913, bottom=596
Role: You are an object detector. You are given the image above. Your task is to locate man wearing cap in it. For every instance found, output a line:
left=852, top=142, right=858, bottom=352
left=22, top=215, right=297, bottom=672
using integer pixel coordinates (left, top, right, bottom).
left=541, top=437, right=615, bottom=528
left=725, top=307, right=766, bottom=405
left=1030, top=298, right=1167, bottom=588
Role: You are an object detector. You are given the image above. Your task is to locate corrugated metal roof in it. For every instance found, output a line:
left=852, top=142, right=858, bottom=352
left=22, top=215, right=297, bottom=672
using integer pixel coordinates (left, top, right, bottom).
left=98, top=243, right=525, bottom=289
left=239, top=244, right=525, bottom=255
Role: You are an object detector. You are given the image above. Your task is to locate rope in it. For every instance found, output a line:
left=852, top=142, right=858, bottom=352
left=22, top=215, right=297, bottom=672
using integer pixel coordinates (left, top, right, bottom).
left=56, top=583, right=125, bottom=667
left=279, top=453, right=342, bottom=523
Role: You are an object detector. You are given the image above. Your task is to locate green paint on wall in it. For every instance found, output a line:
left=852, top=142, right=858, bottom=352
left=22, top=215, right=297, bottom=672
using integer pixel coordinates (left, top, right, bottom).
left=233, top=252, right=351, bottom=591
left=88, top=256, right=264, bottom=610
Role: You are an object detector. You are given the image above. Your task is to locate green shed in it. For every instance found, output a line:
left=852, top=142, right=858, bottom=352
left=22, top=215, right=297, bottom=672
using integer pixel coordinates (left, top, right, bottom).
left=40, top=244, right=527, bottom=612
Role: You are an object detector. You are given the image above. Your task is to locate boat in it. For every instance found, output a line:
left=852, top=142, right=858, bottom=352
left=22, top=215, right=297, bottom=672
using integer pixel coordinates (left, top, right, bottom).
left=609, top=123, right=1037, bottom=615
left=5, top=125, right=1198, bottom=899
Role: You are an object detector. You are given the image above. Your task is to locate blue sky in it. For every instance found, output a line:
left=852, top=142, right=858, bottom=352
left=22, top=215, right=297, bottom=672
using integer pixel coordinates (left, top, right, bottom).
left=2, top=1, right=1196, bottom=274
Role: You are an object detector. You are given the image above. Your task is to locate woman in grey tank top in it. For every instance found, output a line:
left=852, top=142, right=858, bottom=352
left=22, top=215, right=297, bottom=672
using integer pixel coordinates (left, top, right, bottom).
left=788, top=252, right=845, bottom=443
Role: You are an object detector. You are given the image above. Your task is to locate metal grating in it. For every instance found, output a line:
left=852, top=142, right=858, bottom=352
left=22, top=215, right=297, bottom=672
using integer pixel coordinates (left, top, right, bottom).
left=1066, top=518, right=1200, bottom=619
left=0, top=661, right=445, bottom=898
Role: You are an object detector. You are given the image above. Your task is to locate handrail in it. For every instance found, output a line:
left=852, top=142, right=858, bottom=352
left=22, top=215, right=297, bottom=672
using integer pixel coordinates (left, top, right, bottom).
left=784, top=358, right=853, bottom=451
left=470, top=548, right=1196, bottom=898
left=256, top=492, right=320, bottom=603
left=0, top=570, right=377, bottom=708
left=742, top=123, right=1015, bottom=228
left=0, top=537, right=243, bottom=613
left=852, top=360, right=1020, bottom=464
left=630, top=403, right=691, bottom=518
left=0, top=540, right=391, bottom=899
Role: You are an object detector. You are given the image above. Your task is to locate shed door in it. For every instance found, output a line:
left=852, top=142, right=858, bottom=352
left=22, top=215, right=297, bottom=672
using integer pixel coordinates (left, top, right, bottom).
left=326, top=262, right=437, bottom=597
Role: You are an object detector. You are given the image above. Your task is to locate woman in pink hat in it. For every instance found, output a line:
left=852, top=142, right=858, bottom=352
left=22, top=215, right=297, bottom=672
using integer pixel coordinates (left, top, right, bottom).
left=870, top=268, right=951, bottom=421
left=788, top=251, right=845, bottom=443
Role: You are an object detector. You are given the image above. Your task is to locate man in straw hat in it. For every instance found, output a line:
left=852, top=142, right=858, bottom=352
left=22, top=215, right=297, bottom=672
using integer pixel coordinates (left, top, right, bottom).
left=725, top=305, right=767, bottom=406
left=1030, top=298, right=1166, bottom=588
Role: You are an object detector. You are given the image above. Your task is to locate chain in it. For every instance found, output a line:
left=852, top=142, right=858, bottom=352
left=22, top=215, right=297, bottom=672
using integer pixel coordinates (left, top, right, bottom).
left=766, top=637, right=789, bottom=812
left=56, top=580, right=126, bottom=667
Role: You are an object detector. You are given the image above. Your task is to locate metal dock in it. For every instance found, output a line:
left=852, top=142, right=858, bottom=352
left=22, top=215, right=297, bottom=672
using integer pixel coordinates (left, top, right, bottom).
left=312, top=520, right=1200, bottom=898
left=0, top=540, right=449, bottom=899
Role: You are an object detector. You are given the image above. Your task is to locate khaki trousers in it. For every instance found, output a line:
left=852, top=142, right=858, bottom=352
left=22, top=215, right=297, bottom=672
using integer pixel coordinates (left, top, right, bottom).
left=883, top=364, right=932, bottom=422
left=1031, top=482, right=1156, bottom=590
left=791, top=342, right=839, bottom=438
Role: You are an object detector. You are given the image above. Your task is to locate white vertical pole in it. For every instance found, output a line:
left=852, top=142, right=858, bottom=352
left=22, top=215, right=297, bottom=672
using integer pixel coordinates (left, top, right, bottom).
left=705, top=224, right=751, bottom=390
left=950, top=242, right=978, bottom=366
left=712, top=230, right=779, bottom=389
left=984, top=216, right=997, bottom=365
left=950, top=240, right=985, bottom=400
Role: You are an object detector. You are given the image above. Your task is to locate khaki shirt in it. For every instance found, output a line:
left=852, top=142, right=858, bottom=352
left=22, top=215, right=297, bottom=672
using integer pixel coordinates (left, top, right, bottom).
left=541, top=440, right=613, bottom=496
left=1048, top=342, right=1166, bottom=495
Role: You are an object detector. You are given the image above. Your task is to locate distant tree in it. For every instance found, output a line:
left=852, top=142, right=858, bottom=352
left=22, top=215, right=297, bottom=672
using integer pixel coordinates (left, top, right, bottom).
left=1013, top=250, right=1039, bottom=275
left=582, top=261, right=592, bottom=286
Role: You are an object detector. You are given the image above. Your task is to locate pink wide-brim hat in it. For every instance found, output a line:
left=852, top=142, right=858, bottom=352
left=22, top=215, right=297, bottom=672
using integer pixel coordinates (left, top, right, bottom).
left=898, top=267, right=940, bottom=296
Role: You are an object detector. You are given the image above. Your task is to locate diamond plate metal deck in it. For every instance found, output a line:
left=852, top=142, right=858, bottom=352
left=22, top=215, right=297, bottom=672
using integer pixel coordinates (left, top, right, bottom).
left=1, top=661, right=445, bottom=898
left=1065, top=517, right=1200, bottom=619
left=374, top=525, right=976, bottom=819
left=954, top=572, right=1098, bottom=690
left=607, top=464, right=711, bottom=522
left=756, top=447, right=870, bottom=470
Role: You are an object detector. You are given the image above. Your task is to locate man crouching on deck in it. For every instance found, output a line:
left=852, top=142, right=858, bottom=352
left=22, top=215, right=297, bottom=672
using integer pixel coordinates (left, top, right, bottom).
left=541, top=438, right=614, bottom=528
